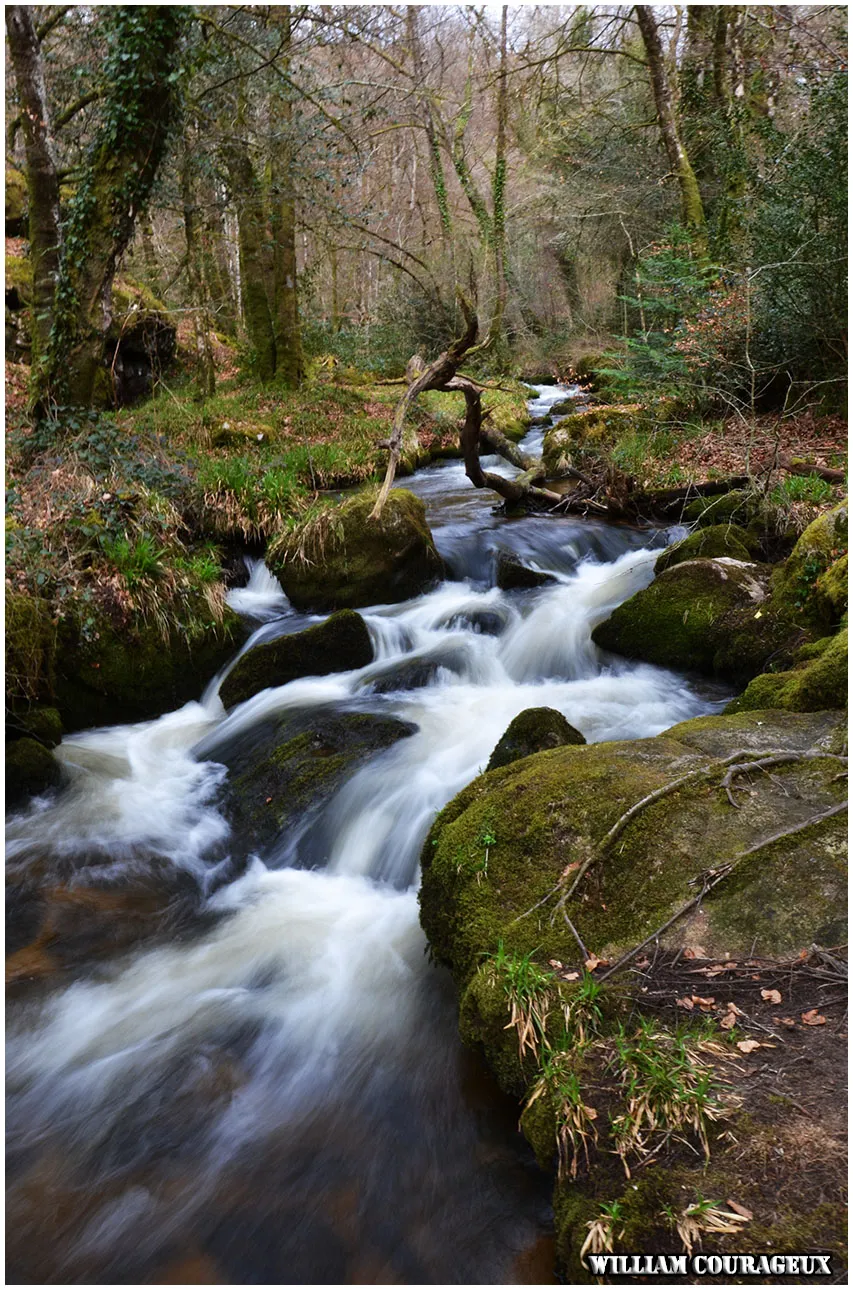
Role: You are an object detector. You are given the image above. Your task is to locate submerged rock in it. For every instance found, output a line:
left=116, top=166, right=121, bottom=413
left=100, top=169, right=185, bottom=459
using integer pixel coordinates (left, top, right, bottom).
left=495, top=553, right=556, bottom=591
left=487, top=707, right=585, bottom=771
left=269, top=489, right=444, bottom=611
left=654, top=523, right=757, bottom=573
left=592, top=557, right=798, bottom=685
left=222, top=710, right=417, bottom=856
left=219, top=610, right=373, bottom=709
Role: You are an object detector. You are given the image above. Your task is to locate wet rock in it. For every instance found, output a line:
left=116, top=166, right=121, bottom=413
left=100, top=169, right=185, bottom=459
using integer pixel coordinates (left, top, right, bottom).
left=222, top=711, right=417, bottom=856
left=495, top=553, right=556, bottom=591
left=592, top=557, right=805, bottom=685
left=219, top=610, right=373, bottom=709
left=269, top=489, right=444, bottom=612
left=362, top=659, right=442, bottom=695
left=5, top=738, right=62, bottom=808
left=487, top=708, right=585, bottom=772
left=655, top=523, right=758, bottom=573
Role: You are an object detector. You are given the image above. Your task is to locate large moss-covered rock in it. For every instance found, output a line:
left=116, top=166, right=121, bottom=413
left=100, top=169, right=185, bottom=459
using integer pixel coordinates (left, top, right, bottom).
left=420, top=707, right=846, bottom=989
left=542, top=404, right=646, bottom=476
left=655, top=523, right=757, bottom=573
left=769, top=503, right=848, bottom=627
left=53, top=598, right=242, bottom=732
left=727, top=627, right=848, bottom=714
left=487, top=707, right=585, bottom=771
left=6, top=706, right=63, bottom=748
left=592, top=557, right=801, bottom=685
left=221, top=710, right=417, bottom=858
left=6, top=738, right=62, bottom=808
left=5, top=591, right=57, bottom=713
left=269, top=488, right=444, bottom=611
left=683, top=489, right=760, bottom=527
left=219, top=610, right=373, bottom=709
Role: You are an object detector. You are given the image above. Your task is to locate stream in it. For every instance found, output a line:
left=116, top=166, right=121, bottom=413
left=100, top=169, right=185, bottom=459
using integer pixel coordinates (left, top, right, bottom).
left=6, top=386, right=727, bottom=1284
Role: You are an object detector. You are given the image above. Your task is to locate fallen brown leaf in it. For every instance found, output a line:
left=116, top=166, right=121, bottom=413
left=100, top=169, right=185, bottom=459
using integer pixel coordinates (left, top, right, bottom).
left=727, top=1200, right=754, bottom=1221
left=737, top=1039, right=762, bottom=1054
left=774, top=1016, right=797, bottom=1029
left=584, top=955, right=605, bottom=971
left=692, top=995, right=716, bottom=1008
left=677, top=996, right=695, bottom=1010
left=719, top=1012, right=737, bottom=1030
left=549, top=960, right=564, bottom=969
left=683, top=946, right=708, bottom=960
left=761, top=988, right=782, bottom=1005
left=725, top=1001, right=746, bottom=1016
left=801, top=1009, right=827, bottom=1026
left=562, top=971, right=580, bottom=982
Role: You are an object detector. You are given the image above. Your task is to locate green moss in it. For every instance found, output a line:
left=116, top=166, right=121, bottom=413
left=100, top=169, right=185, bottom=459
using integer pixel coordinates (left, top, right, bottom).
left=219, top=609, right=373, bottom=709
left=728, top=627, right=848, bottom=714
left=5, top=591, right=57, bottom=711
left=223, top=711, right=416, bottom=856
left=7, top=706, right=63, bottom=748
left=655, top=523, right=756, bottom=573
left=542, top=404, right=652, bottom=476
left=268, top=487, right=444, bottom=611
left=6, top=737, right=62, bottom=806
left=769, top=503, right=848, bottom=627
left=53, top=596, right=242, bottom=732
left=5, top=166, right=27, bottom=231
left=487, top=707, right=585, bottom=771
left=5, top=253, right=32, bottom=303
left=420, top=710, right=847, bottom=991
left=592, top=558, right=796, bottom=684
left=683, top=489, right=760, bottom=527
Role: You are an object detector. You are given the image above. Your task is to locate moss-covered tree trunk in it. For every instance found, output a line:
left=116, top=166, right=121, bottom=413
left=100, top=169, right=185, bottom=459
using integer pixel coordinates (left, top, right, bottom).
left=5, top=6, right=62, bottom=379
left=41, top=7, right=189, bottom=410
left=636, top=5, right=709, bottom=263
left=268, top=10, right=304, bottom=388
left=181, top=139, right=216, bottom=400
left=223, top=136, right=277, bottom=381
left=486, top=6, right=510, bottom=363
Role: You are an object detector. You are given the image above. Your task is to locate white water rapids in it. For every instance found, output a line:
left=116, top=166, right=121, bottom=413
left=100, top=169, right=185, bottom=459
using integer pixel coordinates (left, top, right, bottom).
left=6, top=386, right=726, bottom=1283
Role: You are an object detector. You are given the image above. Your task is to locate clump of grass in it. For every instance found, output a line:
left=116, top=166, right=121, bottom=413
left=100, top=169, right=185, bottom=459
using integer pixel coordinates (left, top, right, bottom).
left=527, top=1051, right=600, bottom=1180
left=484, top=941, right=554, bottom=1062
left=608, top=1018, right=732, bottom=1176
left=560, top=971, right=605, bottom=1046
left=580, top=1199, right=626, bottom=1261
left=662, top=1195, right=751, bottom=1254
left=769, top=473, right=836, bottom=506
left=99, top=533, right=163, bottom=587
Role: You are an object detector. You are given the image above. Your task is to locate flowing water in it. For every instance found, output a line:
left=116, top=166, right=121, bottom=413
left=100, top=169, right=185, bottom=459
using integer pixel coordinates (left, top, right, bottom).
left=6, top=386, right=726, bottom=1284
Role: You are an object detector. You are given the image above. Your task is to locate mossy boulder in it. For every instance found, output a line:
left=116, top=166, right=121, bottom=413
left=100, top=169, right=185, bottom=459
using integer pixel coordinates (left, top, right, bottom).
left=107, top=276, right=177, bottom=405
left=655, top=523, right=757, bottom=573
left=542, top=405, right=647, bottom=476
left=592, top=557, right=801, bottom=685
left=219, top=610, right=373, bottom=709
left=420, top=707, right=846, bottom=989
left=769, top=503, right=848, bottom=627
left=269, top=489, right=444, bottom=611
left=487, top=707, right=585, bottom=771
left=5, top=167, right=27, bottom=236
left=7, top=706, right=63, bottom=748
left=683, top=489, right=761, bottom=527
left=727, top=627, right=848, bottom=714
left=6, top=738, right=62, bottom=808
left=53, top=597, right=243, bottom=732
left=495, top=553, right=556, bottom=591
left=5, top=591, right=57, bottom=713
left=220, top=710, right=417, bottom=858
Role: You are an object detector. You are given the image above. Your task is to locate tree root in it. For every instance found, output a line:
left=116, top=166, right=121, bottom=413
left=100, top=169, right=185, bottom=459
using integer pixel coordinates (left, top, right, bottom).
left=597, top=800, right=848, bottom=983
left=720, top=752, right=848, bottom=807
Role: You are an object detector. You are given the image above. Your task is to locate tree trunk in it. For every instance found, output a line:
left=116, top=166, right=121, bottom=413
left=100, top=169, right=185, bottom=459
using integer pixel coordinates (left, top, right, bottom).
left=636, top=5, right=708, bottom=261
left=45, top=6, right=188, bottom=408
left=181, top=142, right=216, bottom=401
left=408, top=6, right=454, bottom=251
left=268, top=7, right=304, bottom=387
left=5, top=5, right=62, bottom=379
left=486, top=6, right=510, bottom=361
left=222, top=136, right=277, bottom=382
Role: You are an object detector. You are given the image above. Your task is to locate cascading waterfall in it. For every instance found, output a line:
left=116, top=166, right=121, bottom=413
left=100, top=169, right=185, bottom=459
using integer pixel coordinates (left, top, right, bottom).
left=6, top=385, right=727, bottom=1284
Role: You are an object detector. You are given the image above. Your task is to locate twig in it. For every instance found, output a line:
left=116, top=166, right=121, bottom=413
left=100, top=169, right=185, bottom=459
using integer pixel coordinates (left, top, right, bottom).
left=720, top=752, right=848, bottom=807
